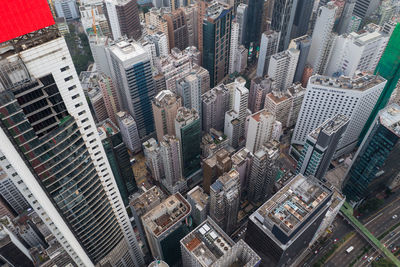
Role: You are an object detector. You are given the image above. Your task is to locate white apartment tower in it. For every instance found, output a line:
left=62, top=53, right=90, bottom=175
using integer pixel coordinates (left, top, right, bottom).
left=307, top=2, right=337, bottom=74
left=268, top=48, right=300, bottom=91
left=292, top=73, right=387, bottom=156
left=116, top=111, right=142, bottom=153
left=229, top=21, right=240, bottom=74
left=0, top=32, right=143, bottom=266
left=245, top=110, right=276, bottom=153
left=325, top=24, right=389, bottom=77
left=257, top=31, right=281, bottom=77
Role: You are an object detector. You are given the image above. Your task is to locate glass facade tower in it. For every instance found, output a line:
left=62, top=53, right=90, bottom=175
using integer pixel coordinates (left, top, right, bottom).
left=360, top=23, right=400, bottom=142
left=343, top=104, right=400, bottom=202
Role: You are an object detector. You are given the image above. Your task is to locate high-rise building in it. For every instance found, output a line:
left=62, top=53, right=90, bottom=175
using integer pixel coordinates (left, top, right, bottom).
left=181, top=5, right=198, bottom=47
left=160, top=135, right=186, bottom=194
left=0, top=196, right=15, bottom=219
left=98, top=120, right=137, bottom=206
left=224, top=77, right=249, bottom=147
left=104, top=0, right=142, bottom=40
left=288, top=35, right=312, bottom=83
left=0, top=29, right=143, bottom=266
left=343, top=104, right=400, bottom=202
left=88, top=86, right=108, bottom=122
left=236, top=3, right=248, bottom=45
left=247, top=141, right=280, bottom=204
left=53, top=0, right=79, bottom=20
left=176, top=72, right=203, bottom=119
left=202, top=1, right=233, bottom=86
left=336, top=0, right=356, bottom=34
left=0, top=166, right=30, bottom=215
left=152, top=90, right=182, bottom=142
left=129, top=186, right=166, bottom=255
left=248, top=76, right=276, bottom=113
left=353, top=0, right=380, bottom=21
left=145, top=7, right=171, bottom=50
left=257, top=31, right=281, bottom=77
left=245, top=174, right=333, bottom=266
left=296, top=114, right=349, bottom=180
left=360, top=23, right=400, bottom=142
left=180, top=218, right=261, bottom=267
left=229, top=21, right=240, bottom=75
left=201, top=84, right=230, bottom=133
left=145, top=31, right=170, bottom=58
left=325, top=24, right=389, bottom=77
left=231, top=147, right=253, bottom=191
left=79, top=1, right=111, bottom=36
left=210, top=170, right=240, bottom=234
left=268, top=48, right=300, bottom=91
left=0, top=225, right=34, bottom=267
left=186, top=186, right=209, bottom=226
left=142, top=193, right=191, bottom=266
left=244, top=0, right=265, bottom=49
left=143, top=138, right=164, bottom=182
left=109, top=40, right=156, bottom=138
left=307, top=2, right=337, bottom=74
left=292, top=73, right=386, bottom=157
left=291, top=0, right=315, bottom=38
left=164, top=9, right=190, bottom=51
left=301, top=64, right=313, bottom=87
left=245, top=110, right=275, bottom=153
left=270, top=0, right=298, bottom=51
left=98, top=74, right=121, bottom=125
left=202, top=149, right=232, bottom=194
left=116, top=111, right=141, bottom=153
left=175, top=108, right=201, bottom=178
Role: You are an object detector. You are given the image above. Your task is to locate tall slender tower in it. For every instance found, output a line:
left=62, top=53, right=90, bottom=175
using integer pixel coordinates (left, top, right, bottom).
left=360, top=23, right=400, bottom=142
left=271, top=0, right=299, bottom=51
left=0, top=27, right=143, bottom=267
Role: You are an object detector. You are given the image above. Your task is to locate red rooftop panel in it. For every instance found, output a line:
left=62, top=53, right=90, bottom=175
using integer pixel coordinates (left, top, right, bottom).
left=0, top=0, right=55, bottom=43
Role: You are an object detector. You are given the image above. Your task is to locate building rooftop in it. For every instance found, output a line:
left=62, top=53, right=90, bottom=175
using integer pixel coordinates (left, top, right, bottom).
left=97, top=119, right=119, bottom=141
left=309, top=72, right=386, bottom=91
left=309, top=114, right=349, bottom=140
left=153, top=90, right=180, bottom=107
left=210, top=170, right=239, bottom=193
left=187, top=186, right=209, bottom=211
left=176, top=107, right=199, bottom=125
left=205, top=1, right=232, bottom=21
left=251, top=174, right=332, bottom=237
left=109, top=40, right=148, bottom=66
left=180, top=218, right=235, bottom=266
left=380, top=104, right=400, bottom=137
left=116, top=111, right=136, bottom=127
left=142, top=193, right=191, bottom=238
left=231, top=148, right=252, bottom=166
left=130, top=186, right=165, bottom=217
left=251, top=109, right=274, bottom=122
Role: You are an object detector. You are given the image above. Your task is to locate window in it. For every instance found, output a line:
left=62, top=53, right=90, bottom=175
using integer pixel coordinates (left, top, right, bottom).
left=78, top=110, right=86, bottom=116
left=71, top=94, right=79, bottom=100
left=68, top=85, right=76, bottom=91
left=64, top=76, right=73, bottom=82
left=60, top=66, right=70, bottom=72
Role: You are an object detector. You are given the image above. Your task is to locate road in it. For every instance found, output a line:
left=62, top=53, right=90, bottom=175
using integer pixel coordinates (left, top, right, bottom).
left=304, top=195, right=400, bottom=266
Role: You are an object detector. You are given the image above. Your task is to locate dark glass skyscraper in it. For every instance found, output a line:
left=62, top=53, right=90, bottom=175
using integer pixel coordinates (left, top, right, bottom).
left=98, top=119, right=137, bottom=206
left=343, top=104, right=400, bottom=202
left=360, top=23, right=400, bottom=142
left=291, top=0, right=314, bottom=38
left=271, top=0, right=298, bottom=51
left=244, top=0, right=264, bottom=49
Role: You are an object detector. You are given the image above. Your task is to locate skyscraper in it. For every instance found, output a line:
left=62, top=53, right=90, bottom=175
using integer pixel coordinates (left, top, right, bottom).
left=288, top=35, right=312, bottom=83
left=245, top=174, right=333, bottom=266
left=159, top=135, right=186, bottom=194
left=247, top=141, right=280, bottom=204
left=175, top=108, right=201, bottom=178
left=202, top=149, right=232, bottom=194
left=352, top=0, right=380, bottom=21
left=143, top=138, right=164, bottom=182
left=0, top=225, right=34, bottom=267
left=164, top=9, right=190, bottom=51
left=307, top=2, right=337, bottom=74
left=244, top=0, right=265, bottom=49
left=336, top=0, right=357, bottom=34
left=116, top=111, right=141, bottom=153
left=291, top=0, right=315, bottom=38
left=53, top=0, right=79, bottom=20
left=325, top=24, right=389, bottom=77
left=104, top=0, right=142, bottom=40
left=236, top=3, right=248, bottom=45
left=343, top=104, right=400, bottom=202
left=98, top=120, right=138, bottom=206
left=210, top=170, right=240, bottom=235
left=248, top=76, right=276, bottom=113
left=292, top=73, right=386, bottom=157
left=0, top=28, right=143, bottom=266
left=142, top=193, right=191, bottom=266
left=202, top=1, right=233, bottom=86
left=109, top=40, right=156, bottom=138
left=360, top=23, right=400, bottom=142
left=201, top=84, right=230, bottom=133
left=152, top=90, right=182, bottom=142
left=268, top=48, right=300, bottom=91
left=245, top=110, right=276, bottom=153
left=270, top=0, right=299, bottom=51
left=97, top=74, right=121, bottom=125
left=256, top=31, right=281, bottom=77
left=180, top=218, right=261, bottom=267
left=296, top=114, right=349, bottom=180
left=186, top=186, right=209, bottom=226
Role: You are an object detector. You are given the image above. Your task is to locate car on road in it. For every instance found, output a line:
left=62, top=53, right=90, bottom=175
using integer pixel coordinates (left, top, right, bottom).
left=363, top=255, right=368, bottom=260
left=314, top=250, right=318, bottom=254
left=392, top=214, right=398, bottom=219
left=390, top=232, right=396, bottom=237
left=346, top=246, right=354, bottom=253
left=368, top=257, right=374, bottom=262
left=392, top=247, right=397, bottom=253
left=333, top=238, right=338, bottom=243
